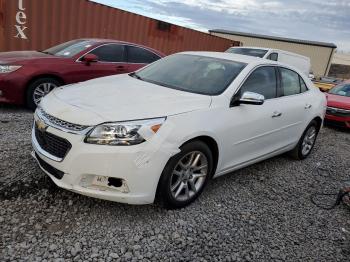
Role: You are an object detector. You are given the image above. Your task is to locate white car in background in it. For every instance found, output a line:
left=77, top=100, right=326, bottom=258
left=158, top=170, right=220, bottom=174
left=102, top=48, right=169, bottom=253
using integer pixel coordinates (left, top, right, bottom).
left=226, top=47, right=311, bottom=76
left=31, top=52, right=326, bottom=208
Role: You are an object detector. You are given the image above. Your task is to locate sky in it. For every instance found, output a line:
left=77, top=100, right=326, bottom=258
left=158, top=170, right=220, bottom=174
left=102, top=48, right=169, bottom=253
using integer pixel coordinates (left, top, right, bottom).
left=91, top=0, right=350, bottom=52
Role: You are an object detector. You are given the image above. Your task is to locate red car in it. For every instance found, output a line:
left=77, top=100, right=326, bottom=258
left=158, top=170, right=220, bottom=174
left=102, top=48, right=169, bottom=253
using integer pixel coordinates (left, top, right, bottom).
left=0, top=39, right=164, bottom=109
left=325, top=81, right=350, bottom=128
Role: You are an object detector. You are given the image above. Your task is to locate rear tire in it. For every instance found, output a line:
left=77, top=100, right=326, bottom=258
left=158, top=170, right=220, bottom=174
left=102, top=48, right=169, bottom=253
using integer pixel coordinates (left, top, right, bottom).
left=26, top=77, right=61, bottom=110
left=156, top=141, right=213, bottom=209
left=290, top=120, right=319, bottom=160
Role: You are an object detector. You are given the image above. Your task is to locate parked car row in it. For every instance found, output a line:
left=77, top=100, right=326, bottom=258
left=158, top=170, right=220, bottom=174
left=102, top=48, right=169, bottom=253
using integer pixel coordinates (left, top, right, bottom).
left=0, top=39, right=164, bottom=109
left=312, top=76, right=343, bottom=92
left=325, top=81, right=350, bottom=128
left=0, top=39, right=346, bottom=208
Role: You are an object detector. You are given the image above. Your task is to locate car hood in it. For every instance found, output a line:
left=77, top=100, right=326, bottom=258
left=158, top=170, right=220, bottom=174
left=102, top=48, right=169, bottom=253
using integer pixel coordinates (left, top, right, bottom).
left=41, top=74, right=212, bottom=125
left=326, top=93, right=350, bottom=110
left=0, top=51, right=52, bottom=63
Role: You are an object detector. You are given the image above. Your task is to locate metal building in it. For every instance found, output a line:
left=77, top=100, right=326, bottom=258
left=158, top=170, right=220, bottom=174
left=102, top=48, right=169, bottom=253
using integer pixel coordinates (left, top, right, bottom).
left=0, top=0, right=239, bottom=55
left=209, top=29, right=337, bottom=77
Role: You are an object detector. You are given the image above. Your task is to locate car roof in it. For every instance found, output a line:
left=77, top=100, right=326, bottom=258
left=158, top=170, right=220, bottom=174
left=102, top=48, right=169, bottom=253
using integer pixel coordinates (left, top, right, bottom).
left=227, top=47, right=309, bottom=59
left=179, top=51, right=276, bottom=65
left=228, top=46, right=269, bottom=51
left=76, top=38, right=165, bottom=56
left=80, top=38, right=132, bottom=44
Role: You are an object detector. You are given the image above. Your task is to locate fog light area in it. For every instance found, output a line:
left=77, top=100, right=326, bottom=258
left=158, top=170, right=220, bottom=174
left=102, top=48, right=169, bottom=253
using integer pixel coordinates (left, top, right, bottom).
left=80, top=175, right=129, bottom=193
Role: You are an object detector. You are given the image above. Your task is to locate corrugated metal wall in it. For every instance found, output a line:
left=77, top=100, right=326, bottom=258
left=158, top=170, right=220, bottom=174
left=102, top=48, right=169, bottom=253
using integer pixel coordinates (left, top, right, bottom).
left=210, top=32, right=334, bottom=77
left=0, top=0, right=238, bottom=54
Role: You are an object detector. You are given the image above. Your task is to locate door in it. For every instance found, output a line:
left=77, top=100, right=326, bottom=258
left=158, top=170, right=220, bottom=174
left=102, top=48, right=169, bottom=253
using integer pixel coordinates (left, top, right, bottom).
left=220, top=66, right=288, bottom=170
left=71, top=44, right=127, bottom=82
left=273, top=67, right=313, bottom=144
left=126, top=45, right=161, bottom=72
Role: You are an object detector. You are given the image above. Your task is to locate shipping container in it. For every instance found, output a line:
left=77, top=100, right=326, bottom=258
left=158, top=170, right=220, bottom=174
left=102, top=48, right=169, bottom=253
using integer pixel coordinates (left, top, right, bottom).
left=0, top=0, right=239, bottom=54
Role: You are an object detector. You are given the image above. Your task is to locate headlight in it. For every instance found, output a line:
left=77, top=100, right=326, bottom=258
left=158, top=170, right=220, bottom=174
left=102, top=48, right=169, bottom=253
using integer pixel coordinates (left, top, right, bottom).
left=0, top=65, right=22, bottom=74
left=85, top=117, right=166, bottom=145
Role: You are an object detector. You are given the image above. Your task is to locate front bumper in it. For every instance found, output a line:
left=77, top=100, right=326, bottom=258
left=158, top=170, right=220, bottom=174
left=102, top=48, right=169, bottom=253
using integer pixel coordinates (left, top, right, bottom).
left=325, top=114, right=350, bottom=128
left=0, top=72, right=28, bottom=105
left=31, top=119, right=178, bottom=205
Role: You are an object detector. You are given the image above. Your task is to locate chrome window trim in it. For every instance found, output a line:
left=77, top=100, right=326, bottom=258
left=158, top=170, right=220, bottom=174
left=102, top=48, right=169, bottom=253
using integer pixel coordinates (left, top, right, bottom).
left=75, top=43, right=126, bottom=63
left=125, top=44, right=161, bottom=64
left=76, top=43, right=161, bottom=64
left=231, top=64, right=311, bottom=106
left=327, top=106, right=350, bottom=113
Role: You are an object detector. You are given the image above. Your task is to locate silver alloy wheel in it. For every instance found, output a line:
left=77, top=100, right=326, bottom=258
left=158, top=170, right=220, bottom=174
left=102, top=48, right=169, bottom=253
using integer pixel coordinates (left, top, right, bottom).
left=301, top=126, right=317, bottom=156
left=33, top=83, right=57, bottom=105
left=170, top=151, right=208, bottom=202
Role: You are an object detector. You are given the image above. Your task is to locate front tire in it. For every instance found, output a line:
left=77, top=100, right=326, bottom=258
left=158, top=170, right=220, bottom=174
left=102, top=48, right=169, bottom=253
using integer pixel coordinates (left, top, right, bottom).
left=290, top=120, right=319, bottom=160
left=26, top=77, right=61, bottom=110
left=156, top=141, right=213, bottom=209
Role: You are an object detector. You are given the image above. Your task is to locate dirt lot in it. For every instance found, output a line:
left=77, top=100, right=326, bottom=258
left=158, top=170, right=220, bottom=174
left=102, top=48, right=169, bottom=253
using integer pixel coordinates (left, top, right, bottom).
left=0, top=105, right=350, bottom=261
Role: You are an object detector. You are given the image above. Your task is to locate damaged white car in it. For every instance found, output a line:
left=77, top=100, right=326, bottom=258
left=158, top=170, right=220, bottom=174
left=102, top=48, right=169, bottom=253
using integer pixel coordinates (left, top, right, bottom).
left=31, top=52, right=326, bottom=208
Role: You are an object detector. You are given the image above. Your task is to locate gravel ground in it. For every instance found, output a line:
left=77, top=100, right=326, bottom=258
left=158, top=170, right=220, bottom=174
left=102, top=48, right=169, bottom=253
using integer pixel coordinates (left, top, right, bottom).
left=0, top=105, right=350, bottom=261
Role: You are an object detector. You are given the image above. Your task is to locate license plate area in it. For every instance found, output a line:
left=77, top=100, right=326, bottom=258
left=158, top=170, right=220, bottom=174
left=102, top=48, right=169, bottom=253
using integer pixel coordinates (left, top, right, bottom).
left=92, top=175, right=109, bottom=187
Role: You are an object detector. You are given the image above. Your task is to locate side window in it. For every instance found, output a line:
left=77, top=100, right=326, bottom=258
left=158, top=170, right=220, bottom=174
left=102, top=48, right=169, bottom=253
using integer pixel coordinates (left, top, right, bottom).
left=267, top=53, right=278, bottom=61
left=280, top=68, right=302, bottom=96
left=240, top=66, right=277, bottom=99
left=299, top=76, right=308, bottom=92
left=127, top=46, right=161, bottom=64
left=89, top=44, right=125, bottom=62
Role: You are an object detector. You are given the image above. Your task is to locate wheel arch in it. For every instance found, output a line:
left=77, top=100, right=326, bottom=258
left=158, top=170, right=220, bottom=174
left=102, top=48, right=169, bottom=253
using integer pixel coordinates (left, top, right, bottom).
left=312, top=116, right=323, bottom=131
left=180, top=135, right=219, bottom=177
left=24, top=74, right=66, bottom=103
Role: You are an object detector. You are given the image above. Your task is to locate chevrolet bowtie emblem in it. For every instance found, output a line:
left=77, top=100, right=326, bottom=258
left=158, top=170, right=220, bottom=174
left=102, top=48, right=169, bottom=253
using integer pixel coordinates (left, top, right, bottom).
left=36, top=119, right=47, bottom=132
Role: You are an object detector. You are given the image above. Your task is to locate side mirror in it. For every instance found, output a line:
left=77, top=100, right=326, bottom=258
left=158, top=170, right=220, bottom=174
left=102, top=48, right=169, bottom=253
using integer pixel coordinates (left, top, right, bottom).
left=231, top=91, right=265, bottom=107
left=82, top=54, right=98, bottom=64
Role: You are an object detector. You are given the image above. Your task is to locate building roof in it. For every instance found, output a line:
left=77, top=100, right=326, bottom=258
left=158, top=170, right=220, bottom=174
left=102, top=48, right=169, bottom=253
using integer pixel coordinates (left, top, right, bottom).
left=209, top=29, right=337, bottom=49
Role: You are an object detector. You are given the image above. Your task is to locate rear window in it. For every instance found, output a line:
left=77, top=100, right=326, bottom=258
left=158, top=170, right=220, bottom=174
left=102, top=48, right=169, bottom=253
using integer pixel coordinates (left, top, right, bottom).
left=127, top=46, right=160, bottom=64
left=226, top=48, right=268, bottom=58
left=280, top=68, right=308, bottom=96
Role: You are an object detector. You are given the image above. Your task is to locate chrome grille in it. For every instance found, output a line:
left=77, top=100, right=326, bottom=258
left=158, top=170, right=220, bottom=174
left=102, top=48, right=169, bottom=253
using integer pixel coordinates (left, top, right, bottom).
left=37, top=107, right=90, bottom=133
left=326, top=106, right=350, bottom=117
left=35, top=123, right=72, bottom=159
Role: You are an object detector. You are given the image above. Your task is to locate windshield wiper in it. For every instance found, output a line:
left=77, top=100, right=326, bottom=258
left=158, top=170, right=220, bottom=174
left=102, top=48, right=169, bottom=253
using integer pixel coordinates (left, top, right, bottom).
left=39, top=51, right=53, bottom=55
left=129, top=72, right=143, bottom=80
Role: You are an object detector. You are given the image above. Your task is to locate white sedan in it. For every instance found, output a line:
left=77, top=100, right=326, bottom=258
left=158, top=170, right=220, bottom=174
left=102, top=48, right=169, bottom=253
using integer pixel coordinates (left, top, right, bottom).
left=31, top=52, right=326, bottom=208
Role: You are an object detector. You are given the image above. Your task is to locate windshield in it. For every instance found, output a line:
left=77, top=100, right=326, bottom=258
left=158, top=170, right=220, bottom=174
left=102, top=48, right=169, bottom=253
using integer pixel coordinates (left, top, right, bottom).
left=329, top=83, right=350, bottom=97
left=43, top=40, right=95, bottom=57
left=133, top=54, right=246, bottom=95
left=226, top=48, right=268, bottom=58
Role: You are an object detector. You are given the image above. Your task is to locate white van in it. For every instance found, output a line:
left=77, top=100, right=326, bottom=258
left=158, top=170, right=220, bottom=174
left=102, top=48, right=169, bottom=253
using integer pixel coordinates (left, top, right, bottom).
left=225, top=47, right=311, bottom=76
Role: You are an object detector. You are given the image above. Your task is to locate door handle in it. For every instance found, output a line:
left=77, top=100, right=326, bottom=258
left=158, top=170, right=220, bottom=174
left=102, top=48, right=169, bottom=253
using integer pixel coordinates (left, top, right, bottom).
left=272, top=111, right=282, bottom=118
left=305, top=104, right=312, bottom=109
